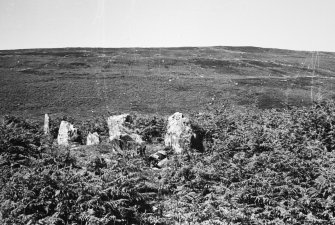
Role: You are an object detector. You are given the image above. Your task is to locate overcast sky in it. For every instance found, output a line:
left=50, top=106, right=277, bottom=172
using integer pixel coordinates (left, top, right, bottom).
left=0, top=0, right=334, bottom=51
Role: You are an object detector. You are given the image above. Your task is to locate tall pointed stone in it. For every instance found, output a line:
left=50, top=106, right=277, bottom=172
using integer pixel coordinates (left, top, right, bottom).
left=44, top=114, right=50, bottom=135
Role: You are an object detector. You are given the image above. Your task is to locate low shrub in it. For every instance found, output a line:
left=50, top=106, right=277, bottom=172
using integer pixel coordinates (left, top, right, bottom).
left=2, top=100, right=335, bottom=224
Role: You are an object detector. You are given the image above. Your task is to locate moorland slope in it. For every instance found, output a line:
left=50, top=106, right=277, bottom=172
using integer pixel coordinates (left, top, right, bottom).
left=1, top=46, right=335, bottom=119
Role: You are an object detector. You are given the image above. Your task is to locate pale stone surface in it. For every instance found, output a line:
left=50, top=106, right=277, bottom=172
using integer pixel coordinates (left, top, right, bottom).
left=57, top=121, right=77, bottom=147
left=164, top=112, right=204, bottom=153
left=107, top=114, right=145, bottom=147
left=44, top=114, right=50, bottom=135
left=128, top=133, right=145, bottom=145
left=157, top=158, right=170, bottom=168
left=149, top=150, right=167, bottom=168
left=149, top=150, right=167, bottom=161
left=107, top=114, right=132, bottom=141
left=86, top=132, right=100, bottom=145
left=164, top=112, right=193, bottom=153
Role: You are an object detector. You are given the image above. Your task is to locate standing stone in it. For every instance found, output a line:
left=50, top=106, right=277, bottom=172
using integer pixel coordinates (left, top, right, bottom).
left=44, top=114, right=50, bottom=135
left=107, top=114, right=144, bottom=145
left=87, top=132, right=100, bottom=145
left=164, top=112, right=192, bottom=153
left=107, top=114, right=132, bottom=141
left=164, top=112, right=203, bottom=153
left=57, top=121, right=77, bottom=147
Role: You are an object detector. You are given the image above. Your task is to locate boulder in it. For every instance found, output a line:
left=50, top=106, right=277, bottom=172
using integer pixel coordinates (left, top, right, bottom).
left=164, top=112, right=204, bottom=153
left=57, top=121, right=78, bottom=147
left=86, top=132, right=100, bottom=145
left=107, top=114, right=145, bottom=149
left=44, top=114, right=50, bottom=135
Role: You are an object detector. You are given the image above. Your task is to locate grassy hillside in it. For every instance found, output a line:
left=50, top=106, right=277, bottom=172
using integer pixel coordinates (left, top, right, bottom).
left=1, top=101, right=335, bottom=224
left=1, top=47, right=335, bottom=119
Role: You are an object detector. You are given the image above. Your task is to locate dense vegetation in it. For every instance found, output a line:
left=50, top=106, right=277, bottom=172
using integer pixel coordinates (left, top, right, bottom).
left=1, top=100, right=335, bottom=224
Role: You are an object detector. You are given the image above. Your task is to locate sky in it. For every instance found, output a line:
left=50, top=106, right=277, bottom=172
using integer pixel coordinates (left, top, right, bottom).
left=0, top=0, right=335, bottom=51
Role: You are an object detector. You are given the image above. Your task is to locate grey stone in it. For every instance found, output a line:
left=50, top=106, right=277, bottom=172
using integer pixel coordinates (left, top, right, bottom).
left=87, top=132, right=100, bottom=145
left=164, top=112, right=194, bottom=153
left=57, top=121, right=78, bottom=147
left=107, top=114, right=132, bottom=141
left=157, top=158, right=170, bottom=168
left=44, top=114, right=50, bottom=135
left=149, top=150, right=167, bottom=167
left=107, top=114, right=145, bottom=149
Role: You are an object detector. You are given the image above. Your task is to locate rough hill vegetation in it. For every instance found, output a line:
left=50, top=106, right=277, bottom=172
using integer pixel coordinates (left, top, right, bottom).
left=1, top=100, right=335, bottom=224
left=1, top=47, right=335, bottom=119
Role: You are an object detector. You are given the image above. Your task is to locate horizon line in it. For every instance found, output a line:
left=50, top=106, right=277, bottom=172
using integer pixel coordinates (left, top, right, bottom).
left=0, top=45, right=332, bottom=53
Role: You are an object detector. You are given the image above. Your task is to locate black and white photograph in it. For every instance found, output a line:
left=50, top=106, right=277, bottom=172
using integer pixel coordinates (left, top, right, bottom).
left=1, top=0, right=335, bottom=224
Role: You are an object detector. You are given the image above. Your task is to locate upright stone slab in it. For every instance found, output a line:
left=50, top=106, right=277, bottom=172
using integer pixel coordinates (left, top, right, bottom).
left=107, top=114, right=145, bottom=149
left=87, top=132, right=100, bottom=145
left=57, top=121, right=77, bottom=147
left=107, top=114, right=132, bottom=141
left=164, top=112, right=204, bottom=153
left=164, top=112, right=192, bottom=153
left=44, top=114, right=50, bottom=135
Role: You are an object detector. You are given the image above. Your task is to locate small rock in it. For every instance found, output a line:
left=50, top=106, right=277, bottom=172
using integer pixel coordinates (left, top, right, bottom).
left=149, top=150, right=167, bottom=168
left=157, top=158, right=170, bottom=168
left=149, top=150, right=167, bottom=161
